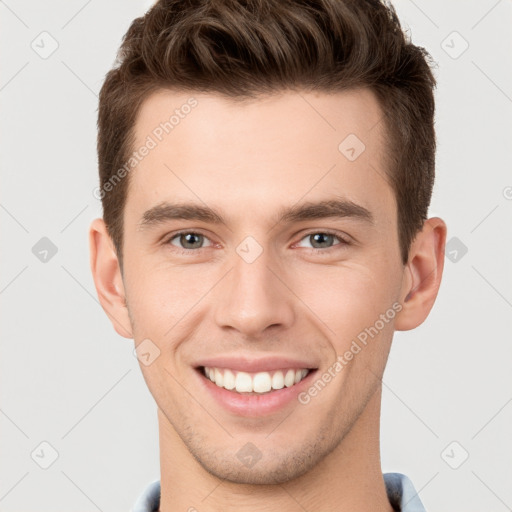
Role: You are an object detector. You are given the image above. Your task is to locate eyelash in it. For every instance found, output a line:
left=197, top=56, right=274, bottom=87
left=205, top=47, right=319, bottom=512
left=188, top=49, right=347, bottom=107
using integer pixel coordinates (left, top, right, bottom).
left=163, top=229, right=351, bottom=255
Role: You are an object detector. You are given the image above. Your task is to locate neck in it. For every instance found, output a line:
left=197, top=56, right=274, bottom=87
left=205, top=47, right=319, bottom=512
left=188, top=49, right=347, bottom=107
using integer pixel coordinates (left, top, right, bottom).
left=158, top=384, right=393, bottom=512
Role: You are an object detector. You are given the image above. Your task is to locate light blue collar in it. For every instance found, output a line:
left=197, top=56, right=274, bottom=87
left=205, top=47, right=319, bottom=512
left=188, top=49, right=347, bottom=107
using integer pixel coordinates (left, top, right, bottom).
left=132, top=472, right=427, bottom=511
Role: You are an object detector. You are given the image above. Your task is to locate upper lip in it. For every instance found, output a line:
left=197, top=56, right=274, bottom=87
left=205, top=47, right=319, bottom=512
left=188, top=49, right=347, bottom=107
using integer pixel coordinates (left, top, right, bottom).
left=194, top=355, right=319, bottom=373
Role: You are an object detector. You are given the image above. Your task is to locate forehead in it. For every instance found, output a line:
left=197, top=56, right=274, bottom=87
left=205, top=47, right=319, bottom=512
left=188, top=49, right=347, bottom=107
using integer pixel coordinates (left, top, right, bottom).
left=126, top=88, right=395, bottom=228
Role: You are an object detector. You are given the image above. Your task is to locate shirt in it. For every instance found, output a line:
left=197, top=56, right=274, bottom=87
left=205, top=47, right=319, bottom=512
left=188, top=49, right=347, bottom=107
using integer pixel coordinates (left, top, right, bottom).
left=132, top=472, right=427, bottom=511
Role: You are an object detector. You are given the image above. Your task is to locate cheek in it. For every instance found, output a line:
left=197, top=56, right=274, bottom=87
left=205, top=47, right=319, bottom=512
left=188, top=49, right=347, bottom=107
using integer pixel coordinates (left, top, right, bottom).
left=125, top=264, right=208, bottom=406
left=293, top=262, right=400, bottom=348
left=125, top=262, right=204, bottom=330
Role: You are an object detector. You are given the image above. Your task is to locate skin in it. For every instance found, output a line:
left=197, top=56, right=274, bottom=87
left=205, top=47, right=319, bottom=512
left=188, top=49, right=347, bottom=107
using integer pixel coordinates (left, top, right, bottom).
left=89, top=88, right=446, bottom=512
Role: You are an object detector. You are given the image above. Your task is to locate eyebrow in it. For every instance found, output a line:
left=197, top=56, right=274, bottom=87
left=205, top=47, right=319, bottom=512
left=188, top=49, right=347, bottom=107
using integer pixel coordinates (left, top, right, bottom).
left=138, top=198, right=374, bottom=230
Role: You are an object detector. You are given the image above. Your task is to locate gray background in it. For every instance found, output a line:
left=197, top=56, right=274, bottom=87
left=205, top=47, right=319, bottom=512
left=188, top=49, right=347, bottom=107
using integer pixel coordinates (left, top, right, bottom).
left=1, top=0, right=511, bottom=510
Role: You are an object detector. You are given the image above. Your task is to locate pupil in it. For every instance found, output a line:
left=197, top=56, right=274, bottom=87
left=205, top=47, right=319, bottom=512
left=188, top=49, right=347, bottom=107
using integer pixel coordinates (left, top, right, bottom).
left=311, top=233, right=332, bottom=248
left=179, top=233, right=334, bottom=250
left=182, top=233, right=202, bottom=249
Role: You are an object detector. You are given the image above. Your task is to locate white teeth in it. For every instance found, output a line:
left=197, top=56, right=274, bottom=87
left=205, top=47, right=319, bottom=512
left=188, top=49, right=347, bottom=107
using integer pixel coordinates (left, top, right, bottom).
left=284, top=369, right=295, bottom=387
left=253, top=372, right=272, bottom=393
left=235, top=371, right=253, bottom=392
left=271, top=371, right=284, bottom=390
left=214, top=368, right=223, bottom=387
left=223, top=369, right=236, bottom=390
left=203, top=366, right=310, bottom=394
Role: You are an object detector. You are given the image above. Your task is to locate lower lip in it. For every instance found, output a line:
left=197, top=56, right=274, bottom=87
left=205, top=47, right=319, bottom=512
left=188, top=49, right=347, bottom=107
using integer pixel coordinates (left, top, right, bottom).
left=195, top=368, right=317, bottom=417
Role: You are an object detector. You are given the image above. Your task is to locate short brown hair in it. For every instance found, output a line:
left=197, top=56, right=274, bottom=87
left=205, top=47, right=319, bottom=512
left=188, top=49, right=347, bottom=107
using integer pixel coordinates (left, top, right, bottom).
left=97, top=0, right=437, bottom=270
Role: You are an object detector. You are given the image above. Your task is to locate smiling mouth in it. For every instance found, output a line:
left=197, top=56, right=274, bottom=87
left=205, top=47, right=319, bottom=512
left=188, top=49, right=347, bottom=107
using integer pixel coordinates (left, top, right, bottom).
left=197, top=366, right=317, bottom=395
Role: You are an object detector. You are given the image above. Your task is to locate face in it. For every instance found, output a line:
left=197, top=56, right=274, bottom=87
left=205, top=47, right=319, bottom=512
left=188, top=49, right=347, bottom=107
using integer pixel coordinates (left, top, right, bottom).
left=119, top=88, right=408, bottom=484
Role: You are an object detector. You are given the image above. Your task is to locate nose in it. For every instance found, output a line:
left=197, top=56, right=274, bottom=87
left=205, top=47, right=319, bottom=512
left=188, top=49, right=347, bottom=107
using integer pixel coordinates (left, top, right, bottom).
left=213, top=244, right=295, bottom=339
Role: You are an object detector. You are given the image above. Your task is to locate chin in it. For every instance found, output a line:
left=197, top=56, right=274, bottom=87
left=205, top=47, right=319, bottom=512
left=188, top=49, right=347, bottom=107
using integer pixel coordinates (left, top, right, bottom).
left=199, top=456, right=313, bottom=485
left=187, top=430, right=337, bottom=486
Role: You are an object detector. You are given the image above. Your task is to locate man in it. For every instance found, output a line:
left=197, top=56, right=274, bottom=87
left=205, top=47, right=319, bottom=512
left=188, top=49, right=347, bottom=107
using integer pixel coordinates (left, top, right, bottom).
left=89, top=0, right=446, bottom=510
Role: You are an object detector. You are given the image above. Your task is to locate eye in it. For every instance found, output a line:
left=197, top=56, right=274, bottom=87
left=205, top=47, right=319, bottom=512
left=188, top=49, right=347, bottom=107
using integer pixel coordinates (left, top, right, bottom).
left=167, top=231, right=213, bottom=250
left=164, top=230, right=350, bottom=254
left=296, top=231, right=350, bottom=251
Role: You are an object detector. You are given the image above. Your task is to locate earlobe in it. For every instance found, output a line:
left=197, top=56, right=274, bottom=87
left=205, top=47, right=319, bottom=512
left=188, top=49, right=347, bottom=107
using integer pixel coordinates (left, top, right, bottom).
left=394, top=217, right=447, bottom=331
left=89, top=218, right=133, bottom=339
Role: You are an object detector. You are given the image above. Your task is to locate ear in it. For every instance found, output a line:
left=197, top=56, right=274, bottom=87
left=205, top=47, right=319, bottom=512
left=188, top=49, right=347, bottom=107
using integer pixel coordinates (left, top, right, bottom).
left=394, top=217, right=447, bottom=331
left=89, top=218, right=133, bottom=338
